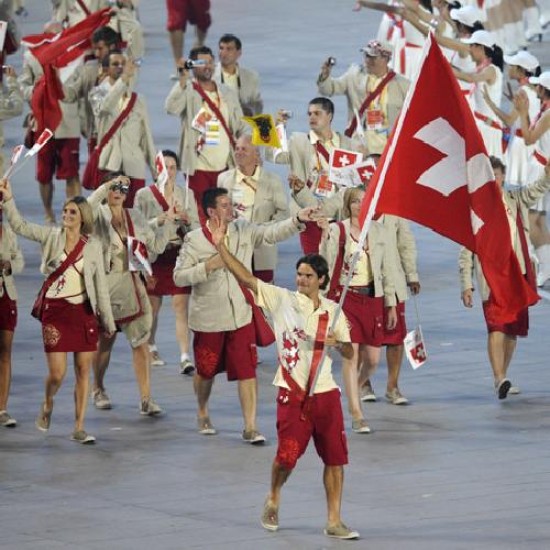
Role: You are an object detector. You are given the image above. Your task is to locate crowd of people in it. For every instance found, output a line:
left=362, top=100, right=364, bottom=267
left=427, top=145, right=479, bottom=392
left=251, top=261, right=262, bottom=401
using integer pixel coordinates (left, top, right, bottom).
left=1, top=0, right=550, bottom=540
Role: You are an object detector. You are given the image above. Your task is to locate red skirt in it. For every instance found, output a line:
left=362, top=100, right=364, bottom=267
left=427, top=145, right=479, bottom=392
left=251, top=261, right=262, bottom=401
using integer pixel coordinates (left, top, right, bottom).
left=342, top=291, right=384, bottom=346
left=146, top=247, right=190, bottom=296
left=0, top=288, right=17, bottom=332
left=41, top=299, right=99, bottom=353
left=381, top=301, right=407, bottom=345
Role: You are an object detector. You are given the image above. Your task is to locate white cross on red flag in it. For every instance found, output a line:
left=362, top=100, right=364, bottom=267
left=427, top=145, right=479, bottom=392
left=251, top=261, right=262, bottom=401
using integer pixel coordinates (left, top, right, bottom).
left=328, top=147, right=363, bottom=188
left=359, top=33, right=538, bottom=324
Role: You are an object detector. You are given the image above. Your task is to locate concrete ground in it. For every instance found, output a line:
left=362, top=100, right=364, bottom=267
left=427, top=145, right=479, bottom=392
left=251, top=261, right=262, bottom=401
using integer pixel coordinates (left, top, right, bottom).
left=1, top=1, right=550, bottom=549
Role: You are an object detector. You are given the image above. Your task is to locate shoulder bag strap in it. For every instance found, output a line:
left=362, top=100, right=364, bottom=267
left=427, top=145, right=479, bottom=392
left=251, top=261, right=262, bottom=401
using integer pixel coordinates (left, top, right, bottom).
left=345, top=70, right=396, bottom=137
left=149, top=184, right=170, bottom=212
left=192, top=81, right=236, bottom=149
left=96, top=92, right=138, bottom=152
left=327, top=222, right=346, bottom=297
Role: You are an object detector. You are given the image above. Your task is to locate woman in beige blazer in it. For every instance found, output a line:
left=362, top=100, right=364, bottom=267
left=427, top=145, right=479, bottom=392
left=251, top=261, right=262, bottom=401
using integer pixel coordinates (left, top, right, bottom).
left=135, top=150, right=200, bottom=374
left=0, top=179, right=115, bottom=444
left=87, top=172, right=171, bottom=416
left=320, top=186, right=396, bottom=435
left=0, top=221, right=23, bottom=428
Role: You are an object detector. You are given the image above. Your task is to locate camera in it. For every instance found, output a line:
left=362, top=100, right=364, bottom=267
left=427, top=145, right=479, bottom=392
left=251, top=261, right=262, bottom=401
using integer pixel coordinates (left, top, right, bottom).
left=280, top=110, right=293, bottom=119
left=327, top=57, right=337, bottom=66
left=182, top=59, right=207, bottom=71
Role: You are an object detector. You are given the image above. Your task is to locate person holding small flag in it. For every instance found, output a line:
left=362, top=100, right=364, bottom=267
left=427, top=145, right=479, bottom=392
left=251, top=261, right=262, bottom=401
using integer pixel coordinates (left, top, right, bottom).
left=135, top=149, right=200, bottom=374
left=0, top=177, right=115, bottom=443
left=320, top=186, right=397, bottom=433
left=267, top=97, right=355, bottom=254
left=459, top=156, right=550, bottom=399
left=87, top=172, right=173, bottom=416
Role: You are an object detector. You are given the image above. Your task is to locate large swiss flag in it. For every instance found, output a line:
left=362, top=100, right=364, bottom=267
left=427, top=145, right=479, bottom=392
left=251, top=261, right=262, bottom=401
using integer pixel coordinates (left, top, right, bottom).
left=359, top=33, right=539, bottom=324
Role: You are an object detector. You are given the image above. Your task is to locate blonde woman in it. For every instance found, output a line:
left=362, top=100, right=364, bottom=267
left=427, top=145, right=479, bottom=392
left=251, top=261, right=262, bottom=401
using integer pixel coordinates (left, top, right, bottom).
left=320, top=186, right=396, bottom=434
left=0, top=178, right=115, bottom=444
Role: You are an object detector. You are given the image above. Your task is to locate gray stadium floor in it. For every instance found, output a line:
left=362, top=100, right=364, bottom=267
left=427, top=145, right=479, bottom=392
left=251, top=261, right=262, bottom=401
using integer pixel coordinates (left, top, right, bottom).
left=1, top=1, right=550, bottom=548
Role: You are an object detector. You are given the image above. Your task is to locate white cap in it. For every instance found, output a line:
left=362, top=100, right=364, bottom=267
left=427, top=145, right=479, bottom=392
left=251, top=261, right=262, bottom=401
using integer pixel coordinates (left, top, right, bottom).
left=450, top=6, right=485, bottom=27
left=359, top=40, right=392, bottom=58
left=529, top=71, right=550, bottom=90
left=462, top=30, right=496, bottom=49
left=503, top=51, right=540, bottom=72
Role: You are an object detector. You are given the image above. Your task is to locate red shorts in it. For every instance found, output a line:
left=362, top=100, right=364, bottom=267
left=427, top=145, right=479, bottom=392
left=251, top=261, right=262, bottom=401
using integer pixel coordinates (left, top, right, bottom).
left=299, top=221, right=322, bottom=254
left=483, top=301, right=529, bottom=337
left=41, top=299, right=99, bottom=353
left=166, top=0, right=211, bottom=32
left=382, top=301, right=407, bottom=345
left=147, top=247, right=190, bottom=296
left=189, top=169, right=225, bottom=225
left=97, top=170, right=144, bottom=208
left=342, top=290, right=384, bottom=346
left=275, top=388, right=348, bottom=470
left=0, top=290, right=17, bottom=332
left=36, top=137, right=80, bottom=184
left=193, top=322, right=257, bottom=381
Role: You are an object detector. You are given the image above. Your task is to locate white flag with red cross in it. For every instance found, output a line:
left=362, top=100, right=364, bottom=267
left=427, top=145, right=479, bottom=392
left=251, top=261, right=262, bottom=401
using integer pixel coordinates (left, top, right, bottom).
left=24, top=129, right=53, bottom=158
left=155, top=152, right=168, bottom=194
left=404, top=325, right=427, bottom=369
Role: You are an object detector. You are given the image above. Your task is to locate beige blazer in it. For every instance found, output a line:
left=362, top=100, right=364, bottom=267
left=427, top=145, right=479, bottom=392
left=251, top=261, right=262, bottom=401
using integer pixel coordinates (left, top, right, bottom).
left=217, top=167, right=290, bottom=270
left=378, top=214, right=419, bottom=302
left=3, top=198, right=116, bottom=332
left=0, top=223, right=24, bottom=301
left=19, top=51, right=80, bottom=139
left=165, top=80, right=248, bottom=175
left=134, top=183, right=200, bottom=262
left=94, top=79, right=156, bottom=179
left=88, top=184, right=172, bottom=271
left=213, top=63, right=263, bottom=116
left=318, top=65, right=409, bottom=134
left=319, top=218, right=397, bottom=307
left=459, top=175, right=550, bottom=301
left=174, top=217, right=303, bottom=332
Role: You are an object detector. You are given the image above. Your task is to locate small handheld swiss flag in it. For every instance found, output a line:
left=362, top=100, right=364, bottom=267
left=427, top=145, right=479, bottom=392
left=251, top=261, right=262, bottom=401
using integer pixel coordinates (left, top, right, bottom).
left=328, top=148, right=363, bottom=188
left=404, top=325, right=427, bottom=369
left=25, top=129, right=53, bottom=158
left=155, top=152, right=168, bottom=194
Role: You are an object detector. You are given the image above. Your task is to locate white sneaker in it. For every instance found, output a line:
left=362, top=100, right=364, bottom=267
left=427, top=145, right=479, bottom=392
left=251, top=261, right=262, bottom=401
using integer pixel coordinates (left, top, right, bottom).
left=140, top=398, right=163, bottom=416
left=150, top=350, right=166, bottom=367
left=92, top=389, right=112, bottom=410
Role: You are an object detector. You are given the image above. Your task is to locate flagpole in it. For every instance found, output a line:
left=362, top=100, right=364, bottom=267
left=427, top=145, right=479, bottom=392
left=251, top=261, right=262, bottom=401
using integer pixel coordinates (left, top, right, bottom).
left=308, top=34, right=434, bottom=397
left=184, top=170, right=189, bottom=210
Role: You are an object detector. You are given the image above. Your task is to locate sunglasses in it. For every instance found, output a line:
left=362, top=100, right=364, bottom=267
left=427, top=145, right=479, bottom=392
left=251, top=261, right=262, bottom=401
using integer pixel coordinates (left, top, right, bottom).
left=110, top=182, right=130, bottom=194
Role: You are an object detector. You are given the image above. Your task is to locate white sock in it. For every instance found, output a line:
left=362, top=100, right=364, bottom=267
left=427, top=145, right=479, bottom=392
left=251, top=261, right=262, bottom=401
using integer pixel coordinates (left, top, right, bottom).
left=149, top=344, right=158, bottom=352
left=180, top=353, right=190, bottom=362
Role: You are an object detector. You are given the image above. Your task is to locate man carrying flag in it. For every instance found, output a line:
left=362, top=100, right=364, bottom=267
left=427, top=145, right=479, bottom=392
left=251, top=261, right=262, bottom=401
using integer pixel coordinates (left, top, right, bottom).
left=209, top=211, right=359, bottom=540
left=19, top=8, right=112, bottom=223
left=358, top=33, right=542, bottom=397
left=267, top=97, right=356, bottom=254
left=460, top=156, right=550, bottom=399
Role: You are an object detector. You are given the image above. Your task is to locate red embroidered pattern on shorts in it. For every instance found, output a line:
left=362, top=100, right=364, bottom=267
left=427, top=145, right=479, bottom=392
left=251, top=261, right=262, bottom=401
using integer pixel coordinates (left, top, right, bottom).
left=43, top=324, right=61, bottom=348
left=196, top=346, right=219, bottom=378
left=277, top=437, right=301, bottom=469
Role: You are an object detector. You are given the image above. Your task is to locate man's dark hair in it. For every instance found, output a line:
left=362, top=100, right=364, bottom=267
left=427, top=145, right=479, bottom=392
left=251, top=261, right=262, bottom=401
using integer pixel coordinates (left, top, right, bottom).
left=309, top=97, right=335, bottom=117
left=162, top=149, right=179, bottom=166
left=219, top=33, right=242, bottom=50
left=202, top=187, right=229, bottom=217
left=296, top=254, right=330, bottom=290
left=189, top=45, right=214, bottom=60
left=489, top=156, right=506, bottom=174
left=92, top=26, right=120, bottom=47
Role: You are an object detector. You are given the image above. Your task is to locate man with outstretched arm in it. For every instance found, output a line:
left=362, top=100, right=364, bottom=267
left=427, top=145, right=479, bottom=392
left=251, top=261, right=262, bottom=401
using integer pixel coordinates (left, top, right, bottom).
left=209, top=214, right=360, bottom=541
